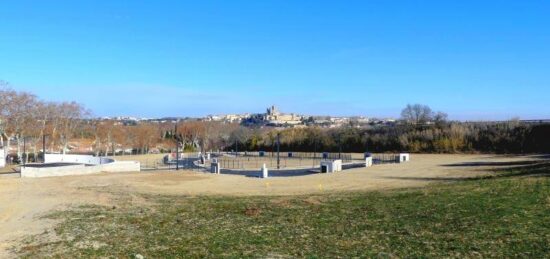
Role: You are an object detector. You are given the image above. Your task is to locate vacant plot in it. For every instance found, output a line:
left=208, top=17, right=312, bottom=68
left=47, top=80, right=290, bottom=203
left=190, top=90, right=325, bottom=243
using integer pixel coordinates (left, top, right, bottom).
left=1, top=154, right=548, bottom=257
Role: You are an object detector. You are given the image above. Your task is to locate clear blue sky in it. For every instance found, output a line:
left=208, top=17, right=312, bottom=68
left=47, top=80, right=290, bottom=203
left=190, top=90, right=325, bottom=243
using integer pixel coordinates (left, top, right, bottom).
left=1, top=1, right=549, bottom=120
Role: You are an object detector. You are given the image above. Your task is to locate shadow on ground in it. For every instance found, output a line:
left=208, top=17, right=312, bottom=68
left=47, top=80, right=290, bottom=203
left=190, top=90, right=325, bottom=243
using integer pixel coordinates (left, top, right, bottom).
left=472, top=154, right=550, bottom=160
left=441, top=160, right=541, bottom=167
left=384, top=156, right=550, bottom=182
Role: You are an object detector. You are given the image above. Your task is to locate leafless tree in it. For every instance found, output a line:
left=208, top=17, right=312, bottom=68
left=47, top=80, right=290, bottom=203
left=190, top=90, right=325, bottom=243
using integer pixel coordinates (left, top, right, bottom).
left=3, top=90, right=38, bottom=159
left=0, top=82, right=14, bottom=150
left=434, top=111, right=449, bottom=125
left=58, top=102, right=87, bottom=155
left=401, top=104, right=433, bottom=124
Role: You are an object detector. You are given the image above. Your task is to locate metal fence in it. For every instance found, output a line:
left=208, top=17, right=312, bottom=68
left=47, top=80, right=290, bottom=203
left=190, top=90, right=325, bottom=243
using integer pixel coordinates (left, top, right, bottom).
left=216, top=157, right=318, bottom=170
left=215, top=152, right=359, bottom=170
left=137, top=152, right=400, bottom=171
left=229, top=151, right=355, bottom=162
left=139, top=154, right=206, bottom=172
left=371, top=153, right=400, bottom=164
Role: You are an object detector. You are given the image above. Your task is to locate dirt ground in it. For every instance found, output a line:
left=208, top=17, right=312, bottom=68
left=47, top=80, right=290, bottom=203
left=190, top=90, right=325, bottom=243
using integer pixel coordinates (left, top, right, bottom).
left=0, top=154, right=544, bottom=257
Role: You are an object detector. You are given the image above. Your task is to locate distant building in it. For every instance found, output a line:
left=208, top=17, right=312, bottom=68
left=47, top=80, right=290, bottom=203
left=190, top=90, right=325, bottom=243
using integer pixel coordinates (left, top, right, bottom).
left=263, top=105, right=303, bottom=125
left=205, top=114, right=248, bottom=123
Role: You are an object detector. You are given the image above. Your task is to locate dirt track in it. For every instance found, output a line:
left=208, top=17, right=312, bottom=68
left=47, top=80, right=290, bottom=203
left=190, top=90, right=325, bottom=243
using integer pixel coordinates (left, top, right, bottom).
left=0, top=154, right=541, bottom=257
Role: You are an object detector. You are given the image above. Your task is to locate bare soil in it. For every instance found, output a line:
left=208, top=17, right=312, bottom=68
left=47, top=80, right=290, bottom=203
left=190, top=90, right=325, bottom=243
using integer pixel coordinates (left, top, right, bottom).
left=0, top=154, right=542, bottom=257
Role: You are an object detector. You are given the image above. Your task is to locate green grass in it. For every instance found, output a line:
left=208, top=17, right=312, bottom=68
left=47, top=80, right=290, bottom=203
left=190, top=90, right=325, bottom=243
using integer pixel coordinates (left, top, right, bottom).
left=18, top=164, right=550, bottom=258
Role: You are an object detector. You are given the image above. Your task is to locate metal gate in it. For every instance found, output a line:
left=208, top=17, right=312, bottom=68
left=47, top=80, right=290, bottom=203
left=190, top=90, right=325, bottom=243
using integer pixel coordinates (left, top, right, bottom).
left=140, top=157, right=205, bottom=172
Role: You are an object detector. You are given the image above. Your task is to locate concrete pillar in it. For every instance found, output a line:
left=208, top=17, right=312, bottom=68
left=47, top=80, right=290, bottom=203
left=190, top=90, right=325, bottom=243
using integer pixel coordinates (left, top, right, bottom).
left=365, top=157, right=373, bottom=167
left=261, top=163, right=269, bottom=178
left=397, top=153, right=410, bottom=163
left=333, top=159, right=343, bottom=172
left=320, top=160, right=342, bottom=173
left=0, top=149, right=5, bottom=168
left=211, top=161, right=220, bottom=174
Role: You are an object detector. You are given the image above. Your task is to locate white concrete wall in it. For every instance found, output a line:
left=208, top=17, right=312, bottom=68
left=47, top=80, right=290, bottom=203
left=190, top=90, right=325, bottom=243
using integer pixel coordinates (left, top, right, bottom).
left=21, top=161, right=141, bottom=178
left=22, top=154, right=140, bottom=178
left=44, top=154, right=115, bottom=165
left=0, top=149, right=5, bottom=168
left=22, top=164, right=89, bottom=178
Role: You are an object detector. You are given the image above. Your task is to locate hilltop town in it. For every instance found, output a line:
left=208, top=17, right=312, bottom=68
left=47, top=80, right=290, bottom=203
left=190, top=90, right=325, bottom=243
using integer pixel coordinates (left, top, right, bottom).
left=104, top=105, right=394, bottom=128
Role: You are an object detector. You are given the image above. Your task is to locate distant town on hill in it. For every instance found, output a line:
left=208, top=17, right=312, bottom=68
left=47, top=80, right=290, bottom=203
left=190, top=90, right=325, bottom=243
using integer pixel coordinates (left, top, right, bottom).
left=101, top=105, right=395, bottom=128
left=100, top=105, right=550, bottom=128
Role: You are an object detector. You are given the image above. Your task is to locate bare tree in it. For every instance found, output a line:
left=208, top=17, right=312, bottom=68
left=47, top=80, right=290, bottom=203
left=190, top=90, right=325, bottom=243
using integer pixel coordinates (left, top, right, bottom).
left=4, top=91, right=38, bottom=159
left=110, top=122, right=125, bottom=155
left=58, top=102, right=87, bottom=155
left=34, top=102, right=58, bottom=156
left=401, top=104, right=433, bottom=124
left=434, top=111, right=449, bottom=125
left=0, top=82, right=14, bottom=151
left=0, top=85, right=49, bottom=162
left=401, top=104, right=432, bottom=124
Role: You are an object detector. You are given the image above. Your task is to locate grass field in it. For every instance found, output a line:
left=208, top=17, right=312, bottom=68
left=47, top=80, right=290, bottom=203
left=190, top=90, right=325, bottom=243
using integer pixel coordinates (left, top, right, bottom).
left=15, top=160, right=550, bottom=258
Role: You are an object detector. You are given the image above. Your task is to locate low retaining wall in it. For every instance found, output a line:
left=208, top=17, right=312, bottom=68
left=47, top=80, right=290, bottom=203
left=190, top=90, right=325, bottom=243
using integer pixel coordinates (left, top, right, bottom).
left=215, top=161, right=365, bottom=177
left=21, top=154, right=140, bottom=178
left=21, top=164, right=87, bottom=178
left=21, top=161, right=140, bottom=178
left=220, top=167, right=317, bottom=177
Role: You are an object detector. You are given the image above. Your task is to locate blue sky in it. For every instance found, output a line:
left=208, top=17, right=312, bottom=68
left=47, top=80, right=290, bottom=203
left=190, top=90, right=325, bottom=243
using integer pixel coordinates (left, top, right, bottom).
left=1, top=0, right=549, bottom=120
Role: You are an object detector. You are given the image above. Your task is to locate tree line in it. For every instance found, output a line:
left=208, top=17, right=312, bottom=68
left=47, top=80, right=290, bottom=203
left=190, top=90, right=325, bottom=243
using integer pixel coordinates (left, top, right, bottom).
left=0, top=84, right=241, bottom=162
left=1, top=83, right=548, bottom=164
left=0, top=83, right=89, bottom=162
left=64, top=118, right=550, bottom=155
left=226, top=104, right=549, bottom=154
left=229, top=121, right=549, bottom=154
